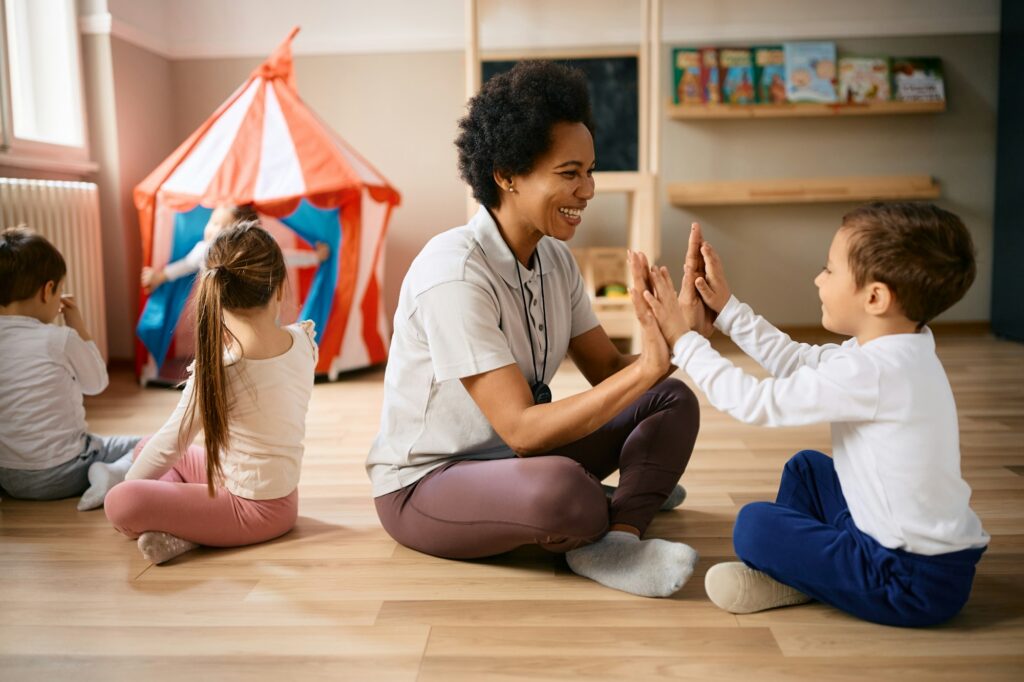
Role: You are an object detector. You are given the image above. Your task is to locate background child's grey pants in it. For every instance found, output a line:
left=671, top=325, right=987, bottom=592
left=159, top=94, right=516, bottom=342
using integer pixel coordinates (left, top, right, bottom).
left=0, top=434, right=141, bottom=500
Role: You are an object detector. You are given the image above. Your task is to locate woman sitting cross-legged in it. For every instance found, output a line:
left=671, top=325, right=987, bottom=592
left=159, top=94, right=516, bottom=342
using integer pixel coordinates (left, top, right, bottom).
left=365, top=61, right=706, bottom=598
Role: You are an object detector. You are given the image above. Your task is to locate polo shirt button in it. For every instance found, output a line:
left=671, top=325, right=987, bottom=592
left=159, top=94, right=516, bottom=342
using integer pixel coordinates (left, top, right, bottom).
left=532, top=300, right=537, bottom=306
left=538, top=324, right=544, bottom=331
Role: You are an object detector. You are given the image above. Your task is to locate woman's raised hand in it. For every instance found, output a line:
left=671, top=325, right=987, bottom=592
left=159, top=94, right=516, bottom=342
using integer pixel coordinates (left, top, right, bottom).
left=628, top=250, right=670, bottom=380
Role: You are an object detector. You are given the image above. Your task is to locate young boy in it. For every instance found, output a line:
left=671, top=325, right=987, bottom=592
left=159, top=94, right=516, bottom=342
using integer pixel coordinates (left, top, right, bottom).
left=0, top=227, right=140, bottom=510
left=634, top=202, right=989, bottom=627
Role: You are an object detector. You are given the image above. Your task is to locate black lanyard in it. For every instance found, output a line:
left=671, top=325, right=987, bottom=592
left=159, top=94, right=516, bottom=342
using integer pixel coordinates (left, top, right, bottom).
left=508, top=239, right=551, bottom=405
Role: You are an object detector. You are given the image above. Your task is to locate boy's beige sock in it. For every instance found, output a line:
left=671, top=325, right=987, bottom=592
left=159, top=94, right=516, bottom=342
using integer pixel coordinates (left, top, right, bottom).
left=704, top=561, right=812, bottom=614
left=602, top=483, right=687, bottom=511
left=138, top=531, right=199, bottom=565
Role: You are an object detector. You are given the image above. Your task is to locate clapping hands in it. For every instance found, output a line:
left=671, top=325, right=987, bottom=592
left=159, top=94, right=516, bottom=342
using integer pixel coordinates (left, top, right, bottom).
left=629, top=222, right=732, bottom=347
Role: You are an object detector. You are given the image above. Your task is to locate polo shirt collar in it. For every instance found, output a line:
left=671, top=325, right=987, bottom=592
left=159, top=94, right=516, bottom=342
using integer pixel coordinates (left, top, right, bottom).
left=471, top=205, right=545, bottom=288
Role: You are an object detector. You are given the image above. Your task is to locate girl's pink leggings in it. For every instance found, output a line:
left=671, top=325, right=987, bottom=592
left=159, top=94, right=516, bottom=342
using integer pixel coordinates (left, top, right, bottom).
left=104, top=438, right=298, bottom=547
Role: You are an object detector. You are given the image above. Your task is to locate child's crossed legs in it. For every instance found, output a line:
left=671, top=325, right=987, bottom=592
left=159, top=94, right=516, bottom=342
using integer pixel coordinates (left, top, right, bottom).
left=104, top=438, right=297, bottom=563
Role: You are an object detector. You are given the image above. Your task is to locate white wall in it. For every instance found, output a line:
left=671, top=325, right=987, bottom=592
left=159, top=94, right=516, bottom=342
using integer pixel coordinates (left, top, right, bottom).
left=89, top=0, right=999, bottom=58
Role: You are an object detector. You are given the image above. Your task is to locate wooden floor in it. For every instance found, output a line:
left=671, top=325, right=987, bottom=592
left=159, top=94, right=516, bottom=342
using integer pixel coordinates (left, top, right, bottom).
left=2, top=333, right=1023, bottom=681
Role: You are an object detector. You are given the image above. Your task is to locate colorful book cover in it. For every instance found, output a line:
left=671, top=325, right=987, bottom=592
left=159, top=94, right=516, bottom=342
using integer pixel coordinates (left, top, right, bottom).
left=720, top=48, right=756, bottom=104
left=753, top=46, right=786, bottom=104
left=838, top=57, right=891, bottom=103
left=891, top=57, right=945, bottom=102
left=699, top=48, right=721, bottom=104
left=673, top=48, right=703, bottom=104
left=783, top=41, right=837, bottom=103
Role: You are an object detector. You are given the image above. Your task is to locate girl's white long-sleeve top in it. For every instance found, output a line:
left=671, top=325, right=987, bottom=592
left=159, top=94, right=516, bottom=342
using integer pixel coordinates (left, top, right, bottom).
left=671, top=296, right=989, bottom=556
left=126, top=322, right=318, bottom=500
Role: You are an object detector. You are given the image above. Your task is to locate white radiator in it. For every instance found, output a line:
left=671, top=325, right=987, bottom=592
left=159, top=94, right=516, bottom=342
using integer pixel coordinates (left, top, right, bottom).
left=0, top=179, right=108, bottom=359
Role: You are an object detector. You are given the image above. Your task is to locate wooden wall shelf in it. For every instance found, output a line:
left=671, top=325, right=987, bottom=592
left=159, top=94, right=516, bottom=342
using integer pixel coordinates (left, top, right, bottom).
left=668, top=100, right=946, bottom=120
left=668, top=175, right=941, bottom=207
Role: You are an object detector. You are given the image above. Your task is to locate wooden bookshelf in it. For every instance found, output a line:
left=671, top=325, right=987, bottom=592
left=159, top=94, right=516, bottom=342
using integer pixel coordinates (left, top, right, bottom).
left=667, top=175, right=941, bottom=207
left=668, top=100, right=946, bottom=120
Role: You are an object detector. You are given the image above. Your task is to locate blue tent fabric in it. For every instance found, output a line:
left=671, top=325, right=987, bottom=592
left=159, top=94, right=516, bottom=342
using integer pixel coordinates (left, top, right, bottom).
left=280, top=199, right=340, bottom=344
left=136, top=206, right=211, bottom=369
left=136, top=200, right=340, bottom=369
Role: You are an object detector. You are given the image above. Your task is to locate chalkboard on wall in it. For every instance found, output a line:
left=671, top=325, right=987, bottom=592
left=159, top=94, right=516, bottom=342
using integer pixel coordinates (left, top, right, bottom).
left=482, top=57, right=639, bottom=172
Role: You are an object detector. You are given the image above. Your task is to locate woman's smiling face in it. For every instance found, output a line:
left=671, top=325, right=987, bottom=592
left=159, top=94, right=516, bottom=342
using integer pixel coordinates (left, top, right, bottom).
left=503, top=121, right=596, bottom=242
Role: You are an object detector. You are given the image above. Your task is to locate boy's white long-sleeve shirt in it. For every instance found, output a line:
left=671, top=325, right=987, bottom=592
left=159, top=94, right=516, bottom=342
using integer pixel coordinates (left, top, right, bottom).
left=672, top=296, right=989, bottom=556
left=0, top=316, right=108, bottom=469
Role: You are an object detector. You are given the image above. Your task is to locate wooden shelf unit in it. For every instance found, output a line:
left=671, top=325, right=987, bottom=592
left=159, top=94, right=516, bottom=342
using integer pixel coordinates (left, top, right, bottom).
left=668, top=100, right=946, bottom=120
left=667, top=175, right=941, bottom=207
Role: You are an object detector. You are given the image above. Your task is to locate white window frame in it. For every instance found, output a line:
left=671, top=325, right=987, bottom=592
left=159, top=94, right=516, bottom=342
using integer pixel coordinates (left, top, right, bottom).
left=0, top=0, right=96, bottom=174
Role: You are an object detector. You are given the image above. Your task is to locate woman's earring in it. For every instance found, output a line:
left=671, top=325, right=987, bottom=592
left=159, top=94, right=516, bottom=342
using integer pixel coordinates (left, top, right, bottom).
left=508, top=184, right=515, bottom=193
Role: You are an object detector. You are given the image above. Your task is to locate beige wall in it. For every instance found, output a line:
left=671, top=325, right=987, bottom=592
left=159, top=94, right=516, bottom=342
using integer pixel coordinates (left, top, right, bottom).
left=77, top=35, right=177, bottom=360
left=110, top=36, right=177, bottom=354
left=80, top=32, right=126, bottom=357
left=164, top=33, right=996, bottom=329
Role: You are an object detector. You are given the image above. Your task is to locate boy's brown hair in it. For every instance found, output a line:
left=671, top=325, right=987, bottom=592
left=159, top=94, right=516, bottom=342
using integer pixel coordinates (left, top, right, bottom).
left=841, top=202, right=976, bottom=329
left=0, top=226, right=67, bottom=306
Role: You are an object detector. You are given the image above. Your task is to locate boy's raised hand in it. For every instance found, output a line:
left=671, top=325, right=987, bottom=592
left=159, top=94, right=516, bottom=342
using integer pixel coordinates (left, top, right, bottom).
left=642, top=265, right=704, bottom=347
left=694, top=241, right=732, bottom=314
left=682, top=222, right=717, bottom=339
left=60, top=294, right=92, bottom=341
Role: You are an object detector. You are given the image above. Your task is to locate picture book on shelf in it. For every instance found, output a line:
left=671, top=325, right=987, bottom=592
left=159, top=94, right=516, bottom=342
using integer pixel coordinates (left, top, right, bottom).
left=783, top=41, right=837, bottom=103
left=673, top=48, right=703, bottom=104
left=838, top=57, right=891, bottom=103
left=753, top=46, right=786, bottom=104
left=720, top=48, right=756, bottom=104
left=892, top=57, right=945, bottom=102
left=699, top=48, right=721, bottom=104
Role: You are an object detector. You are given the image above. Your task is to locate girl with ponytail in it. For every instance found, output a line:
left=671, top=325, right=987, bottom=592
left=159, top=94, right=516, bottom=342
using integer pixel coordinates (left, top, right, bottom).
left=105, top=222, right=319, bottom=564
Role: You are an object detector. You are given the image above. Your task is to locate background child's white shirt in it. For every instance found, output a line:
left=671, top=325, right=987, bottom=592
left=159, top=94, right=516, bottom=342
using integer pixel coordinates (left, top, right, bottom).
left=162, top=241, right=322, bottom=282
left=672, top=296, right=989, bottom=556
left=0, top=316, right=108, bottom=469
left=126, top=321, right=318, bottom=500
left=163, top=241, right=210, bottom=282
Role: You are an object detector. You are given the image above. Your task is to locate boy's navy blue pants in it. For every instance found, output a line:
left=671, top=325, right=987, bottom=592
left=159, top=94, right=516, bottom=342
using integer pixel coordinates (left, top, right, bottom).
left=733, top=450, right=985, bottom=627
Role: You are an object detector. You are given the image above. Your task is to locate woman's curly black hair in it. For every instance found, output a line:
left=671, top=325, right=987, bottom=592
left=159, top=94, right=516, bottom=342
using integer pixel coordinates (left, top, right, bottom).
left=456, top=60, right=594, bottom=209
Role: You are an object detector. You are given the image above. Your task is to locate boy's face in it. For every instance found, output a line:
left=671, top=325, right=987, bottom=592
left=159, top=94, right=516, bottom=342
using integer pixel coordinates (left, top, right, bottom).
left=814, top=227, right=865, bottom=336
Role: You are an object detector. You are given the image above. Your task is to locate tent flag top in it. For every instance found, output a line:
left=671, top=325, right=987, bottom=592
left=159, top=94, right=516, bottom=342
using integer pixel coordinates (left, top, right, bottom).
left=133, top=26, right=399, bottom=384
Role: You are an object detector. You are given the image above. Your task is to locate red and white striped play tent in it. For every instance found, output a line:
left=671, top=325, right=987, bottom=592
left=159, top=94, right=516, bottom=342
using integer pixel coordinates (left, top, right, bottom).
left=134, top=27, right=399, bottom=383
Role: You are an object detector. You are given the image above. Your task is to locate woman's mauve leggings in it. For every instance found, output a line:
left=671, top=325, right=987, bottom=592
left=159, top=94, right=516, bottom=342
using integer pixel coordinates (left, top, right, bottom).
left=375, top=378, right=700, bottom=559
left=104, top=438, right=298, bottom=547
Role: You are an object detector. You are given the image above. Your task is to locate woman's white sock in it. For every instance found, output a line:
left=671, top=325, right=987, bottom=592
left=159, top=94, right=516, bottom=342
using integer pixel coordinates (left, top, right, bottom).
left=566, top=530, right=699, bottom=598
left=601, top=483, right=687, bottom=511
